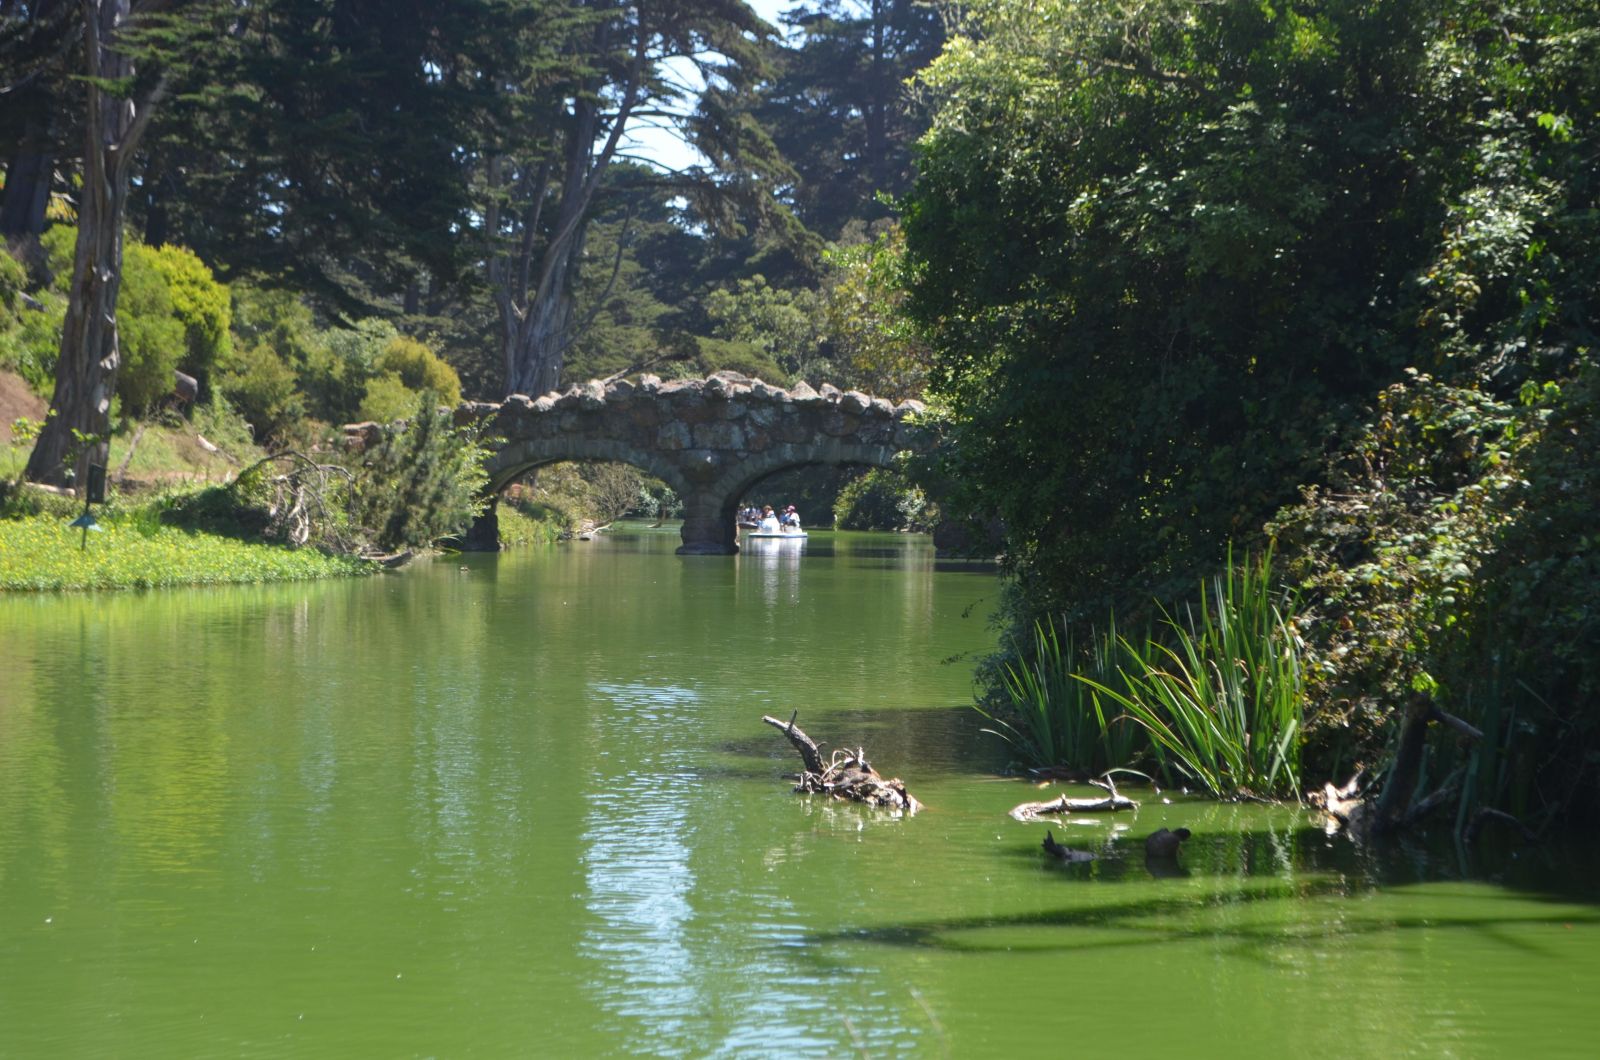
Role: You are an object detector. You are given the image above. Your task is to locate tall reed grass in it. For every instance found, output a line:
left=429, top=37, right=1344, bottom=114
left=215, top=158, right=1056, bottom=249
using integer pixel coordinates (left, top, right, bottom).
left=976, top=614, right=1143, bottom=774
left=1088, top=549, right=1304, bottom=799
left=984, top=548, right=1304, bottom=800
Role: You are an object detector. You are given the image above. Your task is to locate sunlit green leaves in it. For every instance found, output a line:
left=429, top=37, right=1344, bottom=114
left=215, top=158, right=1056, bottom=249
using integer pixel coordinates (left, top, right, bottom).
left=0, top=512, right=370, bottom=592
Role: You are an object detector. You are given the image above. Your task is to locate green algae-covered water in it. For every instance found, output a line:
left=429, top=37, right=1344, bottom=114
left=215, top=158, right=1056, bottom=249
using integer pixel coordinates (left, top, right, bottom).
left=2, top=524, right=1597, bottom=1056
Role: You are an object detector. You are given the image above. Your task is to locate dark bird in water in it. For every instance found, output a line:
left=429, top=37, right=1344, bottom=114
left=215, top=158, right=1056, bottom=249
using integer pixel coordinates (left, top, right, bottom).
left=1042, top=830, right=1096, bottom=863
left=1144, top=827, right=1192, bottom=858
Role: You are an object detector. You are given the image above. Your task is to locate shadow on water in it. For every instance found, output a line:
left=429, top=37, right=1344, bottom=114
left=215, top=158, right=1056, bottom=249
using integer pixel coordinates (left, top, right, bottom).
left=809, top=881, right=1600, bottom=960
left=808, top=823, right=1600, bottom=960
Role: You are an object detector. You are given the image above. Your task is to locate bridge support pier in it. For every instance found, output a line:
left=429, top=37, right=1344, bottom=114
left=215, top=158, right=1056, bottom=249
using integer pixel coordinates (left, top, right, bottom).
left=675, top=491, right=738, bottom=555
left=459, top=498, right=502, bottom=551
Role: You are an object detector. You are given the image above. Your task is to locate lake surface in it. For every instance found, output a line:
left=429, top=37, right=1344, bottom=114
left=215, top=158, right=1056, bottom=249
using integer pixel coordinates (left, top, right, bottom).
left=2, top=524, right=1598, bottom=1057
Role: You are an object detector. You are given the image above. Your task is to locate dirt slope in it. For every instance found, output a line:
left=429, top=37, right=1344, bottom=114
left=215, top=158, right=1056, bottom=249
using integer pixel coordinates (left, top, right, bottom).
left=0, top=370, right=47, bottom=443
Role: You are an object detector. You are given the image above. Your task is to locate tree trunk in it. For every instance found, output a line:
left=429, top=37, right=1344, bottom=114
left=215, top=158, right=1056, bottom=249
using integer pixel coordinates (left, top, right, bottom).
left=0, top=148, right=54, bottom=240
left=0, top=0, right=67, bottom=240
left=494, top=29, right=639, bottom=399
left=26, top=0, right=156, bottom=487
left=503, top=258, right=576, bottom=397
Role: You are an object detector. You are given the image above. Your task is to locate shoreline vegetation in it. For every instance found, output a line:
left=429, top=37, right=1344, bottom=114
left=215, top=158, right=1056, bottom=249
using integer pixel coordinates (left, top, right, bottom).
left=0, top=384, right=572, bottom=592
left=0, top=507, right=374, bottom=591
left=0, top=480, right=571, bottom=593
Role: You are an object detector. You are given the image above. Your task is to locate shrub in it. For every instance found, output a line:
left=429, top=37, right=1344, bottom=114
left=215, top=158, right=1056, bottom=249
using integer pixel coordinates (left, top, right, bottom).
left=115, top=242, right=186, bottom=413
left=376, top=335, right=460, bottom=408
left=351, top=391, right=490, bottom=552
left=37, top=228, right=218, bottom=415
left=221, top=342, right=304, bottom=441
left=358, top=372, right=418, bottom=424
left=0, top=245, right=26, bottom=312
left=145, top=242, right=232, bottom=391
left=833, top=467, right=934, bottom=531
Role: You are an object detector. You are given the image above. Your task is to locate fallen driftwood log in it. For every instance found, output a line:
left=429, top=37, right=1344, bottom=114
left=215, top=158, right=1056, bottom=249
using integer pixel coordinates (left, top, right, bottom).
left=762, top=713, right=921, bottom=813
left=1009, top=781, right=1138, bottom=822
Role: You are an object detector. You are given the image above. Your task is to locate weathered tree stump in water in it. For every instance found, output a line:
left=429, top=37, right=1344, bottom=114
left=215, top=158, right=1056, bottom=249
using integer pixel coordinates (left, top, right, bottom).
left=762, top=713, right=921, bottom=813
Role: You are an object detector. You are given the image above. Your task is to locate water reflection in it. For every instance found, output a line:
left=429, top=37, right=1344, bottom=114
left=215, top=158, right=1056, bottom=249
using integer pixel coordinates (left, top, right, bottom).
left=737, top=537, right=804, bottom=609
left=580, top=681, right=704, bottom=1052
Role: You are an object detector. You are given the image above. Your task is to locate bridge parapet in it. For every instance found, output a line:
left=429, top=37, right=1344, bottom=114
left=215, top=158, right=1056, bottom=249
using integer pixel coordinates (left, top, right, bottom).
left=461, top=371, right=929, bottom=554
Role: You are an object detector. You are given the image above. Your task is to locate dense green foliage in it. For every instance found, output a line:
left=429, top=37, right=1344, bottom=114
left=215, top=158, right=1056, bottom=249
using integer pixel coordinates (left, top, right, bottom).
left=832, top=466, right=934, bottom=531
left=906, top=0, right=1600, bottom=820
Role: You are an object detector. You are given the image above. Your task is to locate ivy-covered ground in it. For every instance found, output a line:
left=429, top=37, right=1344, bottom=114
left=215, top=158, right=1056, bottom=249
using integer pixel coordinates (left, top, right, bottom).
left=0, top=512, right=373, bottom=591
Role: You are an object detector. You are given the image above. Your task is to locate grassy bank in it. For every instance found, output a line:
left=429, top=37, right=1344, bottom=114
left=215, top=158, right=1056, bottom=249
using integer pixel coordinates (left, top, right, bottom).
left=0, top=511, right=374, bottom=591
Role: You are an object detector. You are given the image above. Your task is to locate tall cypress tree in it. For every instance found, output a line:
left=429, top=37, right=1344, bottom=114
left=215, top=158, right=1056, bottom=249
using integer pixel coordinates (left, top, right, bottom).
left=756, top=0, right=945, bottom=238
left=24, top=0, right=212, bottom=487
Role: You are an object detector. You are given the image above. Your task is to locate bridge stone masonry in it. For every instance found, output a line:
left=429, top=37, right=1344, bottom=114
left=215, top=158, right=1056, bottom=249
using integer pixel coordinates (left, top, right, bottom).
left=455, top=370, right=929, bottom=554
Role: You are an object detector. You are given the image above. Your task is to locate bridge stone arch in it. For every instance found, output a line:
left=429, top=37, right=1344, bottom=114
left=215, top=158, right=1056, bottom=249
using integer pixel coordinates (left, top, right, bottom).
left=459, top=371, right=928, bottom=554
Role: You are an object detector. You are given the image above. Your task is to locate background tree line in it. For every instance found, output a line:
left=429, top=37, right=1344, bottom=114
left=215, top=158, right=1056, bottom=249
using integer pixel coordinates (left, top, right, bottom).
left=1, top=0, right=941, bottom=491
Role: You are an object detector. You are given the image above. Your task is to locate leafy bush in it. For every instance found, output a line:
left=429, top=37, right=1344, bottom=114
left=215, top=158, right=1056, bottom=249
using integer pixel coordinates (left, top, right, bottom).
left=516, top=461, right=664, bottom=532
left=115, top=242, right=186, bottom=413
left=496, top=494, right=565, bottom=548
left=39, top=228, right=220, bottom=414
left=1270, top=360, right=1600, bottom=821
left=833, top=467, right=936, bottom=531
left=0, top=246, right=38, bottom=381
left=0, top=245, right=25, bottom=312
left=145, top=242, right=232, bottom=391
left=357, top=372, right=418, bottom=424
left=375, top=335, right=460, bottom=407
left=157, top=479, right=275, bottom=540
left=0, top=281, right=64, bottom=391
left=221, top=342, right=304, bottom=441
left=350, top=391, right=490, bottom=552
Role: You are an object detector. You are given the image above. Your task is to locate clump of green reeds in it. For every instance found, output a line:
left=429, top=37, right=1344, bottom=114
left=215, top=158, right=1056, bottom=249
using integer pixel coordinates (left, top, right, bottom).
left=977, top=612, right=1145, bottom=776
left=982, top=548, right=1304, bottom=800
left=1085, top=548, right=1304, bottom=799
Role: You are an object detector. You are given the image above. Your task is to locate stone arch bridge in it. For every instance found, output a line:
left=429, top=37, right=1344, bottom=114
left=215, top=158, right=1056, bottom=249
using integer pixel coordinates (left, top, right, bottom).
left=456, top=371, right=928, bottom=554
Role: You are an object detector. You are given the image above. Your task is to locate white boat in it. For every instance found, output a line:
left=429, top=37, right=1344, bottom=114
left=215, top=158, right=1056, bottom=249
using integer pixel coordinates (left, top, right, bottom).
left=743, top=530, right=808, bottom=540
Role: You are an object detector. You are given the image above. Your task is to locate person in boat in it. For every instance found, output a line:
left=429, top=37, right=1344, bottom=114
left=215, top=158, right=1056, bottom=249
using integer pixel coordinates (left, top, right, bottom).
left=757, top=505, right=782, bottom=533
left=781, top=505, right=801, bottom=532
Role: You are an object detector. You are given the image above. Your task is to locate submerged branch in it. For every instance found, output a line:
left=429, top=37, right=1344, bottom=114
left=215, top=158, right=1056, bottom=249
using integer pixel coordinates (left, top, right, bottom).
left=762, top=714, right=921, bottom=813
left=1008, top=791, right=1139, bottom=822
